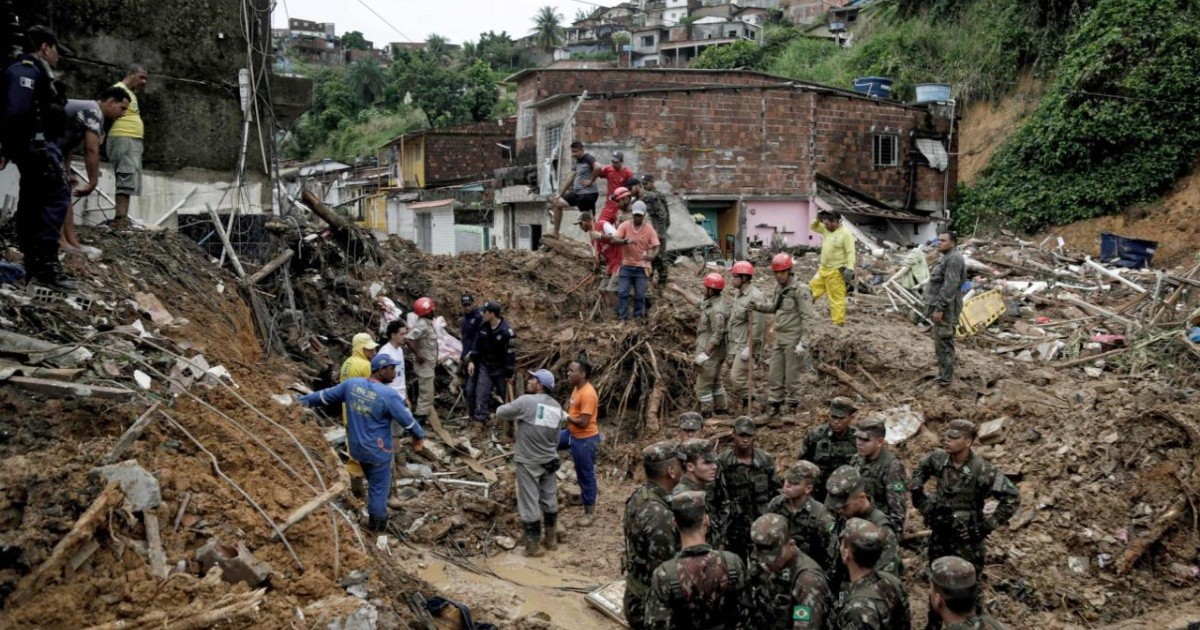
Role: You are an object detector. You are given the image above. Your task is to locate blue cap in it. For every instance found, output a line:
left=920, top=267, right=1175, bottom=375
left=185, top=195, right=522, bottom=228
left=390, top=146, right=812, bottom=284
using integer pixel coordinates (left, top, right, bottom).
left=528, top=369, right=555, bottom=390
left=370, top=354, right=401, bottom=372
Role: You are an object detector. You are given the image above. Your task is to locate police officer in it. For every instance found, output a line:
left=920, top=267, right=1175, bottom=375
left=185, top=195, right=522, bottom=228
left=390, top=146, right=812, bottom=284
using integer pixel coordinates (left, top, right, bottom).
left=624, top=441, right=683, bottom=630
left=715, top=416, right=780, bottom=560
left=694, top=272, right=730, bottom=418
left=852, top=417, right=909, bottom=532
left=925, top=232, right=967, bottom=387
left=1, top=26, right=75, bottom=291
left=674, top=438, right=723, bottom=548
left=740, top=513, right=832, bottom=630
left=677, top=411, right=704, bottom=442
left=727, top=260, right=766, bottom=414
left=766, top=460, right=836, bottom=568
left=460, top=294, right=484, bottom=407
left=466, top=300, right=516, bottom=423
left=929, top=556, right=1007, bottom=629
left=825, top=466, right=902, bottom=592
left=645, top=491, right=744, bottom=629
left=640, top=174, right=670, bottom=288
left=831, top=518, right=911, bottom=630
left=751, top=253, right=815, bottom=418
left=799, top=397, right=860, bottom=502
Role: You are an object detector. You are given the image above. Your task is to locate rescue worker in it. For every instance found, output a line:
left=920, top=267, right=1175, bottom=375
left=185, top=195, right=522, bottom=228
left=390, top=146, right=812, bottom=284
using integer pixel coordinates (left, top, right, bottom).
left=809, top=211, right=856, bottom=327
left=825, top=466, right=903, bottom=585
left=404, top=297, right=439, bottom=424
left=460, top=294, right=483, bottom=407
left=766, top=460, right=836, bottom=568
left=715, top=416, right=780, bottom=560
left=751, top=253, right=815, bottom=418
left=740, top=513, right=832, bottom=630
left=831, top=518, right=911, bottom=630
left=852, top=417, right=909, bottom=532
left=694, top=272, right=730, bottom=418
left=677, top=411, right=704, bottom=441
left=467, top=300, right=516, bottom=423
left=623, top=441, right=683, bottom=629
left=673, top=438, right=723, bottom=549
left=929, top=556, right=1007, bottom=629
left=496, top=369, right=563, bottom=557
left=727, top=260, right=766, bottom=414
left=798, top=397, right=860, bottom=502
left=640, top=174, right=671, bottom=288
left=645, top=491, right=745, bottom=629
left=924, top=232, right=968, bottom=386
left=297, top=354, right=425, bottom=532
left=1, top=26, right=75, bottom=290
left=339, top=332, right=379, bottom=497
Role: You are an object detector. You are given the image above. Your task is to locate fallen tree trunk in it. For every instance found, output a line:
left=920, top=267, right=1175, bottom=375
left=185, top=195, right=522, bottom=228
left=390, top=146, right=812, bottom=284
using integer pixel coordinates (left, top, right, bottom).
left=818, top=363, right=879, bottom=403
left=1118, top=496, right=1188, bottom=574
left=274, top=480, right=348, bottom=538
left=301, top=190, right=381, bottom=265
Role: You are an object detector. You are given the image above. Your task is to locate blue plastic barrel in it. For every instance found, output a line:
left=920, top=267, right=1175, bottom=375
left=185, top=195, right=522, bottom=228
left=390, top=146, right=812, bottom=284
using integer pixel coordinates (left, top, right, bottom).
left=1099, top=232, right=1158, bottom=268
left=915, top=83, right=951, bottom=103
left=852, top=77, right=892, bottom=99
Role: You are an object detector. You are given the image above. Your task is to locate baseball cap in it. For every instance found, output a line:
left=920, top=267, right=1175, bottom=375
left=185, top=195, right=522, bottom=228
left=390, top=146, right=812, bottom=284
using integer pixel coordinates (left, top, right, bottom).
left=678, top=412, right=704, bottom=432
left=370, top=354, right=401, bottom=372
left=930, top=556, right=977, bottom=591
left=575, top=211, right=594, bottom=224
left=611, top=151, right=624, bottom=163
left=624, top=176, right=641, bottom=188
left=641, top=174, right=655, bottom=184
left=610, top=187, right=631, bottom=201
left=353, top=332, right=379, bottom=350
left=483, top=300, right=502, bottom=314
left=461, top=294, right=475, bottom=306
left=841, top=517, right=884, bottom=553
left=642, top=440, right=679, bottom=464
left=855, top=417, right=886, bottom=440
left=26, top=26, right=73, bottom=55
left=677, top=438, right=716, bottom=463
left=528, top=369, right=555, bottom=390
left=733, top=416, right=756, bottom=436
left=829, top=397, right=858, bottom=418
left=750, top=513, right=790, bottom=563
left=631, top=200, right=647, bottom=216
left=784, top=460, right=821, bottom=485
left=945, top=419, right=978, bottom=439
left=824, top=466, right=864, bottom=509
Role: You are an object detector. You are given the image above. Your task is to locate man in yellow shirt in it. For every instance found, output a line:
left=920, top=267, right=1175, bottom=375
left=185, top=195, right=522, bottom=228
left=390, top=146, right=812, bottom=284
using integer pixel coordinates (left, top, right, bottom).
left=107, top=64, right=148, bottom=227
left=810, top=211, right=856, bottom=326
left=339, top=332, right=377, bottom=497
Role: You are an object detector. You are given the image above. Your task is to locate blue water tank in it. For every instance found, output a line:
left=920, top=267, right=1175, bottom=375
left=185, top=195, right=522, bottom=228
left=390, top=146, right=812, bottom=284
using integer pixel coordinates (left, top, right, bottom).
left=915, top=83, right=951, bottom=103
left=853, top=77, right=892, bottom=99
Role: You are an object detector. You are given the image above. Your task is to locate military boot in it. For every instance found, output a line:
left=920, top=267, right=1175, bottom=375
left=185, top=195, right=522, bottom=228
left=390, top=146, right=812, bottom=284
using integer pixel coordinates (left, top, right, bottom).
left=523, top=520, right=545, bottom=557
left=713, top=394, right=729, bottom=416
left=542, top=512, right=558, bottom=551
left=368, top=515, right=388, bottom=533
left=767, top=401, right=782, bottom=419
left=579, top=505, right=596, bottom=527
left=740, top=396, right=752, bottom=415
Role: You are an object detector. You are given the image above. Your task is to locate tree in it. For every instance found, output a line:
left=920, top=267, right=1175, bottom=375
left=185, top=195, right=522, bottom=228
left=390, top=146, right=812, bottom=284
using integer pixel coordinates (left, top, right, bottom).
left=425, top=33, right=450, bottom=61
left=346, top=59, right=387, bottom=106
left=462, top=61, right=500, bottom=122
left=530, top=6, right=566, bottom=52
left=691, top=40, right=765, bottom=69
left=477, top=30, right=518, bottom=70
left=342, top=31, right=369, bottom=51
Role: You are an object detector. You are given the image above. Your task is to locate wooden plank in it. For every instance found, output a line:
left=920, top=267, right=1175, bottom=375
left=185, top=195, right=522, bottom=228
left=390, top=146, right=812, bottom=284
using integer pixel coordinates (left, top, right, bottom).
left=2, top=376, right=134, bottom=400
left=245, top=249, right=294, bottom=285
left=102, top=403, right=162, bottom=465
left=818, top=363, right=879, bottom=403
left=143, top=511, right=169, bottom=579
left=1084, top=256, right=1147, bottom=293
left=274, top=480, right=347, bottom=537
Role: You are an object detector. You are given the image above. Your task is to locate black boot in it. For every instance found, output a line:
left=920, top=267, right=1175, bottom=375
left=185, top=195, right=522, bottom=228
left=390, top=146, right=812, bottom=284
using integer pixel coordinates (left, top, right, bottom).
left=542, top=512, right=558, bottom=551
left=767, top=402, right=782, bottom=419
left=523, top=520, right=544, bottom=557
left=368, top=515, right=388, bottom=533
left=31, top=259, right=78, bottom=292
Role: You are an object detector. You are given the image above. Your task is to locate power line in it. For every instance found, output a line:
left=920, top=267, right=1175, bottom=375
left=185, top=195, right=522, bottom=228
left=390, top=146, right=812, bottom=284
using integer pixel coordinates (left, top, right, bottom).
left=352, top=0, right=414, bottom=42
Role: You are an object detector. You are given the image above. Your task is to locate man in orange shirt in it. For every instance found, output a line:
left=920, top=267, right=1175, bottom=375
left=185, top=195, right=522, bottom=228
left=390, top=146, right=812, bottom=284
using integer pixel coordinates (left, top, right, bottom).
left=560, top=357, right=602, bottom=525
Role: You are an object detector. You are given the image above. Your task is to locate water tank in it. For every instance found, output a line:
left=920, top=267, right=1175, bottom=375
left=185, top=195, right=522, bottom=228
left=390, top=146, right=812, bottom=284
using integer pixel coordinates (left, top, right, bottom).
left=915, top=83, right=951, bottom=103
left=852, top=77, right=892, bottom=99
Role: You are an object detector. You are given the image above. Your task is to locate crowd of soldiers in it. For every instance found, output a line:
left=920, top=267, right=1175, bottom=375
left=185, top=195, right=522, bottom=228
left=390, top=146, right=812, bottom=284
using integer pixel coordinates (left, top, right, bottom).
left=623, top=407, right=1019, bottom=629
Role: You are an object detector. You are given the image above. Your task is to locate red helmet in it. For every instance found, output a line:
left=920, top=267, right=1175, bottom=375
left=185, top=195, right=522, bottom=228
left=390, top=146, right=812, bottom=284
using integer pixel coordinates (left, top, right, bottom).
left=610, top=187, right=631, bottom=201
left=770, top=253, right=794, bottom=272
left=731, top=260, right=755, bottom=276
left=703, top=273, right=726, bottom=291
left=414, top=297, right=435, bottom=317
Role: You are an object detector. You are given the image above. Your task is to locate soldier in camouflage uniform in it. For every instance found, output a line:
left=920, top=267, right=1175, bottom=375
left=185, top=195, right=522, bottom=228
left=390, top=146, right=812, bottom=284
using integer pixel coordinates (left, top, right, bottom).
left=799, top=397, right=860, bottom=503
left=646, top=491, right=745, bottom=629
left=825, top=466, right=902, bottom=594
left=924, top=232, right=967, bottom=387
left=641, top=174, right=671, bottom=289
left=674, top=438, right=724, bottom=549
left=678, top=411, right=705, bottom=441
left=766, top=460, right=836, bottom=568
left=727, top=260, right=767, bottom=414
left=624, top=441, right=684, bottom=629
left=694, top=273, right=731, bottom=418
left=911, top=420, right=1019, bottom=629
left=831, top=518, right=911, bottom=630
left=751, top=253, right=816, bottom=418
left=715, top=417, right=780, bottom=560
left=929, top=556, right=1007, bottom=630
left=741, top=513, right=832, bottom=629
left=852, top=417, right=909, bottom=532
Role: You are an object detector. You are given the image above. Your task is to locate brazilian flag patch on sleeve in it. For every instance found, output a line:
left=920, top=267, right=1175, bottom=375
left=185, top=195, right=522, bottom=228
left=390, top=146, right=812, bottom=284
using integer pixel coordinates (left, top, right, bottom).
left=890, top=481, right=907, bottom=492
left=793, top=605, right=813, bottom=622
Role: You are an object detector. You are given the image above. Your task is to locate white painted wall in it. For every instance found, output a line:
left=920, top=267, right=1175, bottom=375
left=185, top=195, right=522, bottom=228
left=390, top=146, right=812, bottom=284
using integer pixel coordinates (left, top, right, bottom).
left=417, top=207, right=456, bottom=256
left=389, top=199, right=417, bottom=241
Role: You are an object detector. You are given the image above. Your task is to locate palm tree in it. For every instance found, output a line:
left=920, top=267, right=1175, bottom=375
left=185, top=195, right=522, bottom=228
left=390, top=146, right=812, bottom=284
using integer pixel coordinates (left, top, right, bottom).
left=530, top=6, right=565, bottom=53
left=346, top=60, right=387, bottom=107
left=425, top=33, right=449, bottom=61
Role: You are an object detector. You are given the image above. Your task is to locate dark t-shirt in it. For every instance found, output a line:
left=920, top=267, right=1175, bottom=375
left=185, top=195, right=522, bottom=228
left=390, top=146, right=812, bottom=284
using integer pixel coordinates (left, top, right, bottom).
left=573, top=153, right=598, bottom=194
left=57, top=99, right=104, bottom=153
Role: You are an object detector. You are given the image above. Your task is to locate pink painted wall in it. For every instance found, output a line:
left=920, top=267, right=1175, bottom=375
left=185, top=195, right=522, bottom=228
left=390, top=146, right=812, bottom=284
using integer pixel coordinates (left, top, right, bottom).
left=744, top=199, right=819, bottom=249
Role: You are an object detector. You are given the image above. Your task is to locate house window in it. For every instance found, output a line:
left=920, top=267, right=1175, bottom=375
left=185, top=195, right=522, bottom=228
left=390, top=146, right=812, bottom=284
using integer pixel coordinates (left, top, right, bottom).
left=543, top=124, right=563, bottom=158
left=642, top=35, right=655, bottom=47
left=872, top=134, right=899, bottom=167
left=728, top=30, right=737, bottom=38
left=517, top=102, right=534, bottom=138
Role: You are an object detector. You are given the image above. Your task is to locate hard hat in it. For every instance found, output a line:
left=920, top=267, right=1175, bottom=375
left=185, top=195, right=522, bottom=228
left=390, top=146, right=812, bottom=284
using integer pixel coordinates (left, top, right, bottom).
left=770, top=253, right=794, bottom=272
left=414, top=297, right=435, bottom=317
left=610, top=187, right=631, bottom=201
left=731, top=260, right=755, bottom=276
left=703, top=273, right=725, bottom=291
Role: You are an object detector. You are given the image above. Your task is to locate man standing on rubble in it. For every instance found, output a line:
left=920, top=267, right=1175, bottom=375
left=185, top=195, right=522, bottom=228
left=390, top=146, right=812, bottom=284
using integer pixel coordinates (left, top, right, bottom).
left=297, top=354, right=425, bottom=533
left=740, top=513, right=832, bottom=630
left=496, top=369, right=563, bottom=557
left=57, top=86, right=131, bottom=257
left=824, top=466, right=902, bottom=591
left=852, top=417, right=909, bottom=532
left=694, top=272, right=730, bottom=418
left=576, top=211, right=621, bottom=312
left=340, top=332, right=378, bottom=497
left=716, top=416, right=780, bottom=560
left=925, top=232, right=968, bottom=386
left=673, top=438, right=723, bottom=548
left=830, top=518, right=911, bottom=630
left=623, top=441, right=682, bottom=630
left=810, top=211, right=856, bottom=327
left=377, top=321, right=408, bottom=405
left=929, top=556, right=1008, bottom=629
left=727, top=260, right=765, bottom=414
left=799, top=397, right=860, bottom=503
left=404, top=297, right=439, bottom=424
left=467, top=300, right=515, bottom=423
left=611, top=192, right=660, bottom=321
left=563, top=358, right=601, bottom=525
left=598, top=152, right=634, bottom=222
left=766, top=460, right=836, bottom=568
left=107, top=63, right=148, bottom=228
left=460, top=295, right=483, bottom=408
left=551, top=140, right=599, bottom=236
left=751, top=253, right=815, bottom=418
left=640, top=175, right=671, bottom=289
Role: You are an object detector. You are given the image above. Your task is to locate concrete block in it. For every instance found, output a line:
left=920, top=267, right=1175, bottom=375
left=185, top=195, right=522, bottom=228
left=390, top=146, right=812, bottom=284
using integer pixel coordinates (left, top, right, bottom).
left=91, top=460, right=161, bottom=511
left=196, top=537, right=272, bottom=586
left=978, top=417, right=1008, bottom=445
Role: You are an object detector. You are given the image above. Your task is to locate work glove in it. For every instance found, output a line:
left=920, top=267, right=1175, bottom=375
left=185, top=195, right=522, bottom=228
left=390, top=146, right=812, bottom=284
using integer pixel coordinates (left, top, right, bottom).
left=841, top=267, right=854, bottom=285
left=695, top=352, right=710, bottom=366
left=739, top=347, right=751, bottom=362
left=794, top=341, right=806, bottom=356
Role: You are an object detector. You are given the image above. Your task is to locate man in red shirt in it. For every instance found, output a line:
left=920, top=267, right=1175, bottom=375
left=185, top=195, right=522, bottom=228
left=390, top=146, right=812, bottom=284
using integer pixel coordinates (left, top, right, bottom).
left=612, top=197, right=660, bottom=321
left=597, top=152, right=633, bottom=224
left=575, top=210, right=622, bottom=311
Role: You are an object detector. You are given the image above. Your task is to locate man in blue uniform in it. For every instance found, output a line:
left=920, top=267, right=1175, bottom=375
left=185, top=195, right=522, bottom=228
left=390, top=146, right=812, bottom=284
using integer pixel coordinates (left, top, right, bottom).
left=460, top=294, right=484, bottom=414
left=466, top=300, right=516, bottom=423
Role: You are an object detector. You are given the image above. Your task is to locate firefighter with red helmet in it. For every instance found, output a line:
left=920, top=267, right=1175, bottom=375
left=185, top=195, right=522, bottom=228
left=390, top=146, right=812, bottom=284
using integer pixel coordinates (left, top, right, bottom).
left=727, top=260, right=766, bottom=413
left=694, top=272, right=731, bottom=418
left=751, top=254, right=816, bottom=418
left=404, top=297, right=439, bottom=423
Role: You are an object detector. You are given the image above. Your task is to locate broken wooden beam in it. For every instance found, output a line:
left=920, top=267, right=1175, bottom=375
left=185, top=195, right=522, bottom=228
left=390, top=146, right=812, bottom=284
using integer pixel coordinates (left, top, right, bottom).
left=81, top=588, right=267, bottom=630
left=245, top=248, right=295, bottom=285
left=205, top=203, right=246, bottom=279
left=1084, top=256, right=1147, bottom=293
left=143, top=510, right=169, bottom=579
left=102, top=403, right=162, bottom=465
left=818, top=363, right=879, bottom=403
left=274, top=480, right=348, bottom=538
left=1058, top=294, right=1138, bottom=328
left=1, top=375, right=134, bottom=400
left=1118, top=496, right=1188, bottom=574
left=302, top=189, right=353, bottom=231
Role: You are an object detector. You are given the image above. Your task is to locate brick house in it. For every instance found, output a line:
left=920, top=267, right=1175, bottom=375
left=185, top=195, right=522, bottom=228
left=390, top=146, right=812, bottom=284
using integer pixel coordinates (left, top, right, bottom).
left=378, top=118, right=517, bottom=189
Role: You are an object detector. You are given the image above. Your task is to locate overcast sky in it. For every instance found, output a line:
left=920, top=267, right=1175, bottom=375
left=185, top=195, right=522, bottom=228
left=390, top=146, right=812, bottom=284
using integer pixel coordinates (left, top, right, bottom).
left=272, top=0, right=594, bottom=47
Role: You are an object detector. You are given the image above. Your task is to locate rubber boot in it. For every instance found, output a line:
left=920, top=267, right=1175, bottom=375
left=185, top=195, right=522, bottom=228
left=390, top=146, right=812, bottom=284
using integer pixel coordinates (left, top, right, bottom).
left=32, top=259, right=78, bottom=292
left=741, top=396, right=752, bottom=415
left=700, top=406, right=713, bottom=420
left=542, top=512, right=558, bottom=551
left=523, top=520, right=545, bottom=557
left=579, top=505, right=596, bottom=527
left=767, top=402, right=782, bottom=419
left=368, top=516, right=388, bottom=533
left=713, top=394, right=728, bottom=416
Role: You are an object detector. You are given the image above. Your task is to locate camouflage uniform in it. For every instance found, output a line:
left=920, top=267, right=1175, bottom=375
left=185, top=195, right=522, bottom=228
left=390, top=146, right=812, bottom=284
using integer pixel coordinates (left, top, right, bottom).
left=766, top=461, right=836, bottom=567
left=695, top=294, right=730, bottom=416
left=924, top=247, right=967, bottom=384
left=831, top=519, right=911, bottom=630
left=825, top=467, right=902, bottom=593
left=930, top=556, right=1009, bottom=630
left=799, top=398, right=860, bottom=502
left=752, top=276, right=815, bottom=409
left=645, top=491, right=745, bottom=630
left=741, top=513, right=833, bottom=630
left=715, top=417, right=780, bottom=560
left=624, top=442, right=683, bottom=629
left=674, top=438, right=724, bottom=549
left=945, top=616, right=1007, bottom=629
left=727, top=282, right=766, bottom=407
left=678, top=412, right=705, bottom=440
left=642, top=189, right=671, bottom=287
left=852, top=418, right=909, bottom=532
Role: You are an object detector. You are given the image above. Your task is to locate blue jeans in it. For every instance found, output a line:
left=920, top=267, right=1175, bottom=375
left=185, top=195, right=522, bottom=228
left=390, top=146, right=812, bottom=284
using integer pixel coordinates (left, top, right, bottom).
left=617, top=265, right=649, bottom=320
left=473, top=366, right=507, bottom=421
left=359, top=459, right=392, bottom=520
left=558, top=430, right=601, bottom=507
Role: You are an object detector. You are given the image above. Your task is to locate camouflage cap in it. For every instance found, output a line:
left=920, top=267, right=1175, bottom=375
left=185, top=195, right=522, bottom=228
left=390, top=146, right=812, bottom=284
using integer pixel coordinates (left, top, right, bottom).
left=854, top=417, right=886, bottom=439
left=677, top=438, right=716, bottom=463
left=733, top=415, right=757, bottom=435
left=784, top=460, right=822, bottom=484
left=841, top=517, right=884, bottom=553
left=642, top=440, right=680, bottom=464
left=670, top=490, right=707, bottom=513
left=824, top=465, right=864, bottom=509
left=678, top=412, right=704, bottom=432
left=945, top=419, right=978, bottom=439
left=829, top=397, right=858, bottom=418
left=930, top=556, right=977, bottom=591
left=750, top=513, right=790, bottom=562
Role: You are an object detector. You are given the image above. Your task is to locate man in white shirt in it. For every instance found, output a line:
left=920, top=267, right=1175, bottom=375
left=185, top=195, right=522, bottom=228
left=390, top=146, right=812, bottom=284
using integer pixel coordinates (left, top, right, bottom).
left=377, top=319, right=408, bottom=404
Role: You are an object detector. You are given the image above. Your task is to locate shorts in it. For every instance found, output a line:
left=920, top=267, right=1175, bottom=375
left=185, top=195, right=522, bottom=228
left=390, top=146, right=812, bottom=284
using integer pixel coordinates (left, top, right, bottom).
left=106, top=136, right=143, bottom=196
left=562, top=190, right=598, bottom=212
left=602, top=271, right=620, bottom=292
